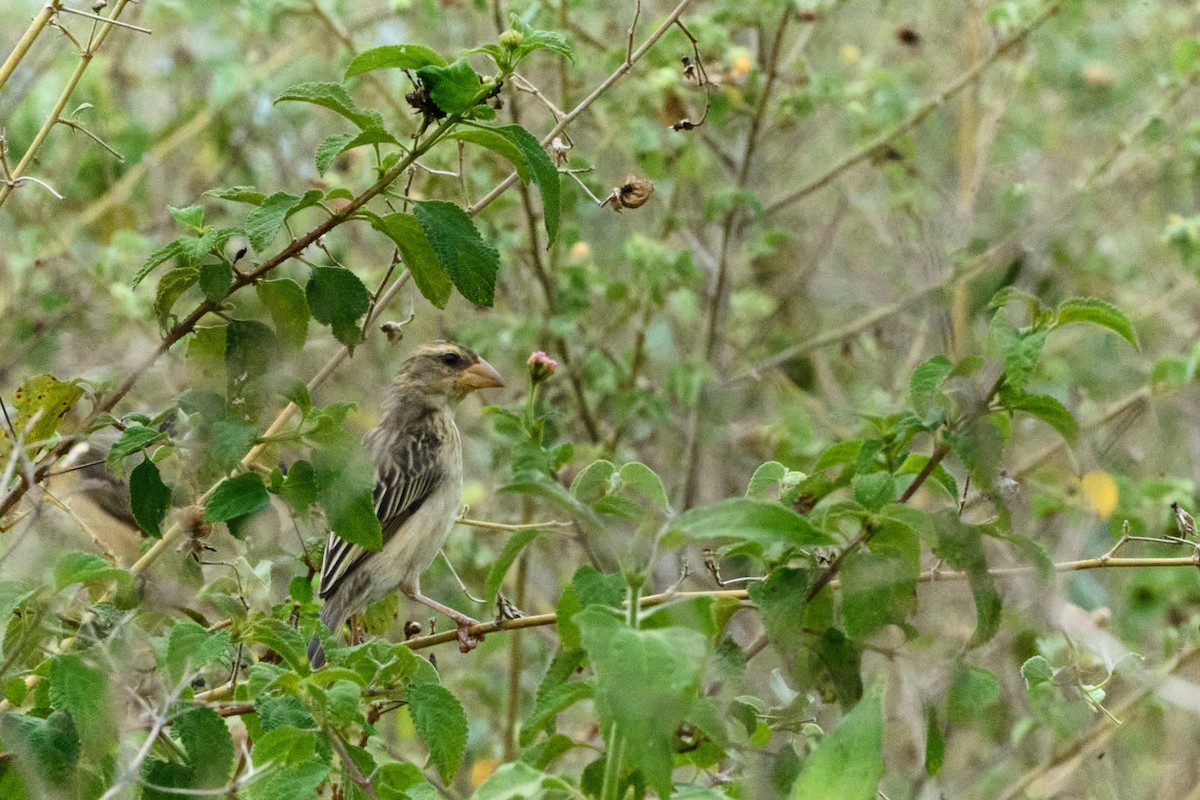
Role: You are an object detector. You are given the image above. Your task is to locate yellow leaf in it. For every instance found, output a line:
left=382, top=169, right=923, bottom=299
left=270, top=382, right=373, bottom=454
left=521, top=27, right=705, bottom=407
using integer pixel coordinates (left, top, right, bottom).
left=1081, top=470, right=1118, bottom=519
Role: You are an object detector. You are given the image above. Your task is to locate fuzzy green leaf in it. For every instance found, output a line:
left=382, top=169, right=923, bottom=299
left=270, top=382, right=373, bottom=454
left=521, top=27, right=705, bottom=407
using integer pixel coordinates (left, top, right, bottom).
left=174, top=704, right=234, bottom=788
left=154, top=266, right=200, bottom=325
left=577, top=608, right=707, bottom=798
left=133, top=239, right=186, bottom=287
left=345, top=44, right=446, bottom=77
left=274, top=81, right=385, bottom=130
left=256, top=278, right=309, bottom=352
left=1003, top=392, right=1079, bottom=441
left=672, top=498, right=830, bottom=549
left=53, top=550, right=129, bottom=591
left=1054, top=297, right=1139, bottom=349
left=205, top=472, right=269, bottom=523
left=493, top=124, right=561, bottom=246
left=370, top=212, right=453, bottom=308
left=408, top=682, right=468, bottom=784
left=306, top=265, right=371, bottom=345
left=790, top=687, right=883, bottom=800
left=245, top=191, right=301, bottom=253
left=414, top=200, right=500, bottom=306
left=106, top=424, right=165, bottom=468
left=484, top=529, right=541, bottom=605
left=129, top=457, right=172, bottom=537
left=415, top=60, right=485, bottom=116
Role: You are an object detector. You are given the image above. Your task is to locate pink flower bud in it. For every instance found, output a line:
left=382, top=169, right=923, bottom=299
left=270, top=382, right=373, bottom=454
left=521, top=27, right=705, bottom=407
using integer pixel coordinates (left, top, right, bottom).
left=527, top=351, right=558, bottom=383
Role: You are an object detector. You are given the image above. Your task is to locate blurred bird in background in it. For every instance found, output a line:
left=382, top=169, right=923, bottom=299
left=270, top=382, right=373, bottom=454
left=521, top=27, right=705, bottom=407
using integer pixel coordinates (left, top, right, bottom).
left=308, top=341, right=504, bottom=668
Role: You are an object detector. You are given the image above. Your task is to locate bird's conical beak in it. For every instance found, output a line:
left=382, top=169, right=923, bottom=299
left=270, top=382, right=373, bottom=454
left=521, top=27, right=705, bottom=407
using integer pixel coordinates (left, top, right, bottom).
left=459, top=357, right=505, bottom=389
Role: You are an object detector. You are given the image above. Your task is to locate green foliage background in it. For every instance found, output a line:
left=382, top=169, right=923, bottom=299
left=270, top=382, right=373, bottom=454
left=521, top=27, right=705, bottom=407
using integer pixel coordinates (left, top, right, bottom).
left=2, top=0, right=1200, bottom=798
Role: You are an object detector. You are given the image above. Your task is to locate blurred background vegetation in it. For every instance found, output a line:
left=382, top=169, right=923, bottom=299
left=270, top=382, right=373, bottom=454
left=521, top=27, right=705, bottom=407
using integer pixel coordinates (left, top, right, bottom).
left=3, top=0, right=1200, bottom=797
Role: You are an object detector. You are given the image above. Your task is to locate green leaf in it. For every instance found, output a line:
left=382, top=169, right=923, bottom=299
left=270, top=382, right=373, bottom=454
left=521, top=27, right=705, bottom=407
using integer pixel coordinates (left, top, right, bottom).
left=518, top=681, right=593, bottom=747
left=49, top=654, right=107, bottom=736
left=1, top=710, right=79, bottom=785
left=415, top=60, right=485, bottom=116
left=370, top=212, right=453, bottom=308
left=790, top=687, right=883, bottom=800
left=618, top=461, right=670, bottom=511
left=205, top=472, right=269, bottom=523
left=408, top=682, right=468, bottom=784
left=196, top=261, right=231, bottom=302
left=174, top=704, right=234, bottom=788
left=306, top=265, right=371, bottom=346
left=672, top=498, right=830, bottom=550
left=274, top=81, right=385, bottom=130
left=989, top=307, right=1046, bottom=393
left=851, top=472, right=896, bottom=510
left=154, top=266, right=200, bottom=325
left=314, top=133, right=355, bottom=176
left=841, top=525, right=918, bottom=639
left=53, top=550, right=128, bottom=591
left=315, top=128, right=399, bottom=176
left=277, top=459, right=319, bottom=513
left=256, top=278, right=309, bottom=352
left=167, top=621, right=231, bottom=683
left=569, top=460, right=616, bottom=504
left=930, top=511, right=1001, bottom=646
left=576, top=608, right=707, bottom=799
left=484, top=529, right=540, bottom=605
left=509, top=15, right=576, bottom=64
left=1003, top=392, right=1078, bottom=441
left=244, top=191, right=303, bottom=253
left=947, top=664, right=1000, bottom=723
left=205, top=186, right=267, bottom=206
left=1021, top=655, right=1054, bottom=687
left=817, top=627, right=864, bottom=710
left=470, top=762, right=573, bottom=800
left=169, top=204, right=206, bottom=230
left=244, top=760, right=330, bottom=800
left=133, top=239, right=186, bottom=287
left=910, top=355, right=954, bottom=425
left=129, top=457, right=172, bottom=537
left=493, top=124, right=561, bottom=246
left=747, top=461, right=787, bottom=499
left=1054, top=297, right=1139, bottom=349
left=3, top=375, right=84, bottom=461
left=414, top=200, right=500, bottom=306
left=345, top=44, right=446, bottom=77
left=449, top=129, right=530, bottom=182
left=252, top=725, right=318, bottom=765
left=106, top=424, right=166, bottom=467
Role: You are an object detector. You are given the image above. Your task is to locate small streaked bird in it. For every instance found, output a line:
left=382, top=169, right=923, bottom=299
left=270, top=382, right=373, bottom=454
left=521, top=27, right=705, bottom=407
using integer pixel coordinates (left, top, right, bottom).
left=308, top=341, right=504, bottom=668
left=1172, top=501, right=1197, bottom=539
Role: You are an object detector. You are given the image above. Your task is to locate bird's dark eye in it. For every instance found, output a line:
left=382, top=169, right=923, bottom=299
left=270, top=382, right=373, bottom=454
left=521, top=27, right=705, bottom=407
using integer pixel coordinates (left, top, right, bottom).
left=440, top=352, right=462, bottom=366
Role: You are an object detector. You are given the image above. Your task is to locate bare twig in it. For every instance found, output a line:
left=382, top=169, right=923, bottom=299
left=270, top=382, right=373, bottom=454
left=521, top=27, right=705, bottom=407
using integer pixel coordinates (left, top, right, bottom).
left=0, top=1, right=59, bottom=91
left=762, top=0, right=1063, bottom=217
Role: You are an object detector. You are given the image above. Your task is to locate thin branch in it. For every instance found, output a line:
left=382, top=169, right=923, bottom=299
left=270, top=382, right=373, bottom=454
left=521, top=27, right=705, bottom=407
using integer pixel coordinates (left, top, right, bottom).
left=0, top=1, right=59, bottom=91
left=57, top=6, right=151, bottom=33
left=467, top=0, right=698, bottom=217
left=455, top=515, right=572, bottom=532
left=400, top=554, right=1200, bottom=651
left=762, top=0, right=1062, bottom=217
left=0, top=0, right=138, bottom=207
left=625, top=0, right=641, bottom=65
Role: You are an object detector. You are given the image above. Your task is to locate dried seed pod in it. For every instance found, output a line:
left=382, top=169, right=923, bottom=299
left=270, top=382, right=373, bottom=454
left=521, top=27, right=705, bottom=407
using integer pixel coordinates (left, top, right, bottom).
left=895, top=27, right=921, bottom=46
left=606, top=175, right=655, bottom=212
left=404, top=620, right=422, bottom=639
left=551, top=136, right=571, bottom=166
left=380, top=321, right=407, bottom=344
left=178, top=505, right=215, bottom=561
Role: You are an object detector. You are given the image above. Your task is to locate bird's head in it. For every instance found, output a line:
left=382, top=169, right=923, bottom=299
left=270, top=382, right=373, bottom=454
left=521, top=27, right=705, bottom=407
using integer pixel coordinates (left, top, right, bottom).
left=396, top=341, right=505, bottom=403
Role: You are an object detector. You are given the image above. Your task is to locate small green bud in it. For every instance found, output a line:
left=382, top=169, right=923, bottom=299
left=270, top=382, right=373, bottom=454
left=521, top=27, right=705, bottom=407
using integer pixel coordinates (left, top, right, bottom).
left=499, top=29, right=523, bottom=49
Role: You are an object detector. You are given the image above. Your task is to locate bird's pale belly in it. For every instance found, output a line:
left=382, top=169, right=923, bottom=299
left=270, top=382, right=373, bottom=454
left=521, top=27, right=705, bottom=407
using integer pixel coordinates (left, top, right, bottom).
left=361, top=472, right=462, bottom=605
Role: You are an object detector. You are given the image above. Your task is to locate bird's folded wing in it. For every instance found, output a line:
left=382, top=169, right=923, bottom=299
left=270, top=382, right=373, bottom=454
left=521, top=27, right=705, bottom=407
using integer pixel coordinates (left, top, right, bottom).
left=318, top=443, right=444, bottom=600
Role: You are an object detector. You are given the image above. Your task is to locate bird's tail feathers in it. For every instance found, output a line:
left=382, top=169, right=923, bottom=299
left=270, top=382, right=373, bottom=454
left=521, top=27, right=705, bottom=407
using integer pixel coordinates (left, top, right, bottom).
left=308, top=595, right=349, bottom=670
